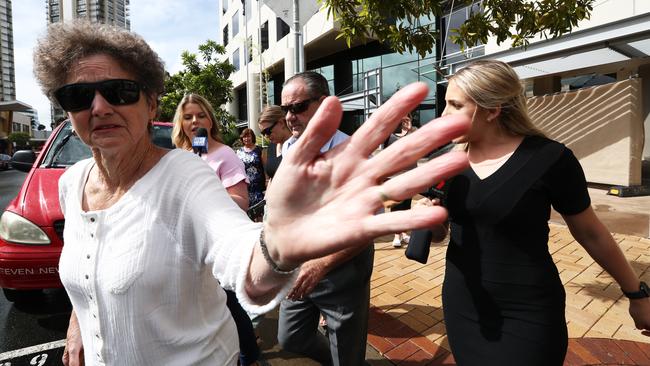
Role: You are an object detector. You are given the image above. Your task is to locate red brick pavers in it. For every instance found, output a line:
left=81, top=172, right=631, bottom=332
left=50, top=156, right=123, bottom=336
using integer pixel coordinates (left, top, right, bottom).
left=367, top=224, right=650, bottom=365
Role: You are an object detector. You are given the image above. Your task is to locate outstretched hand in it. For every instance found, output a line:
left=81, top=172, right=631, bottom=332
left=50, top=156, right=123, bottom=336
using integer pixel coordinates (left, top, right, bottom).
left=263, top=82, right=469, bottom=268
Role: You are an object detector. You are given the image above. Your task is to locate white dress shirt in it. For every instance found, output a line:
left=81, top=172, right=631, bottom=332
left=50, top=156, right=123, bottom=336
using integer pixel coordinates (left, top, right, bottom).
left=58, top=149, right=294, bottom=365
left=282, top=129, right=349, bottom=156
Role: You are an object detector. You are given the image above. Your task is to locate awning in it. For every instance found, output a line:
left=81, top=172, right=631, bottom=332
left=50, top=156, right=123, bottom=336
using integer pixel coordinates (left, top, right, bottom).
left=0, top=100, right=33, bottom=112
left=454, top=12, right=650, bottom=80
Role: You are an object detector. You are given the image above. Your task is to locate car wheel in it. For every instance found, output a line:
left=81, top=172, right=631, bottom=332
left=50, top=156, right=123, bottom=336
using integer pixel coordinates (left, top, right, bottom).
left=2, top=288, right=41, bottom=303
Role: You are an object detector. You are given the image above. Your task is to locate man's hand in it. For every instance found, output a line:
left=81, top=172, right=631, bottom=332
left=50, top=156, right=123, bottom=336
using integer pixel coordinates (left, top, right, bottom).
left=62, top=311, right=84, bottom=366
left=287, top=259, right=329, bottom=300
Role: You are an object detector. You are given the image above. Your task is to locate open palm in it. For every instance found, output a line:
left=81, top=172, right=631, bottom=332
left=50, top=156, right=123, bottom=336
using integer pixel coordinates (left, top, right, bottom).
left=263, top=83, right=470, bottom=266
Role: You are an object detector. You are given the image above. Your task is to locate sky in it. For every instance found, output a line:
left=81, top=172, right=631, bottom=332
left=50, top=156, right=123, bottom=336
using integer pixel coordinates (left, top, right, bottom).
left=13, top=0, right=221, bottom=128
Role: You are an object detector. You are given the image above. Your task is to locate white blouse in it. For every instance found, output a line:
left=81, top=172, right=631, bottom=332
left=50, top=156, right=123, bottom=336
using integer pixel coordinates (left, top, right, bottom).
left=58, top=149, right=294, bottom=366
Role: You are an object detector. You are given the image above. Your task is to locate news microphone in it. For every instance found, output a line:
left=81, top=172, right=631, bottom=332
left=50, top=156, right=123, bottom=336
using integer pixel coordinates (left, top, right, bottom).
left=405, top=180, right=449, bottom=264
left=192, top=128, right=209, bottom=156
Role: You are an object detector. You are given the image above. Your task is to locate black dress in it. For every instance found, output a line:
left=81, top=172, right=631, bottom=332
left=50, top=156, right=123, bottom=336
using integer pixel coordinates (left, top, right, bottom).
left=265, top=142, right=282, bottom=179
left=442, top=136, right=591, bottom=365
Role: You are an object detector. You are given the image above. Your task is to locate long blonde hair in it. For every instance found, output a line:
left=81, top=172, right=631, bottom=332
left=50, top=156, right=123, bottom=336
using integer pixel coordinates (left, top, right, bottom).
left=450, top=60, right=545, bottom=137
left=171, top=94, right=223, bottom=150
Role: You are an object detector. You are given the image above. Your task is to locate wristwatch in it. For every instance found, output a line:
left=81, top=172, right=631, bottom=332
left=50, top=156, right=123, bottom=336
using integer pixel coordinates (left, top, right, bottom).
left=623, top=281, right=650, bottom=299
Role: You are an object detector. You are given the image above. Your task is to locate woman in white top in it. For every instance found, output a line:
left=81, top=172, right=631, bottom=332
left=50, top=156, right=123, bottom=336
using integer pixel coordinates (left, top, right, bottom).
left=33, top=21, right=470, bottom=366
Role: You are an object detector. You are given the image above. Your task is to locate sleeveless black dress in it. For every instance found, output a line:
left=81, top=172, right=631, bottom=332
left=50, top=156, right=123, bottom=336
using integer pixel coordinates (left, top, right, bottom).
left=442, top=136, right=591, bottom=365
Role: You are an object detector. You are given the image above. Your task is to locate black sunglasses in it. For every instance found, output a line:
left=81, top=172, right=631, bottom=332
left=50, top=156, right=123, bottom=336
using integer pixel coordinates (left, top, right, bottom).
left=261, top=121, right=278, bottom=137
left=54, top=79, right=143, bottom=112
left=280, top=97, right=319, bottom=114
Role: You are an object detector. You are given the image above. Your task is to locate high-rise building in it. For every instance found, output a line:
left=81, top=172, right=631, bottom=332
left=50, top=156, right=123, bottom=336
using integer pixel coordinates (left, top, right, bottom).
left=0, top=0, right=15, bottom=102
left=46, top=0, right=131, bottom=121
left=46, top=0, right=130, bottom=29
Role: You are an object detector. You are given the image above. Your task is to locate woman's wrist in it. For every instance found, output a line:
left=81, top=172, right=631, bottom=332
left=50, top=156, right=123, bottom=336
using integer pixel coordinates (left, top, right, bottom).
left=259, top=226, right=299, bottom=275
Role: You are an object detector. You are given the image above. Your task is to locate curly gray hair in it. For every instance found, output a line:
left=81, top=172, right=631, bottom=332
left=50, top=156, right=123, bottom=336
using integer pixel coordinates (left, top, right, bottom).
left=33, top=20, right=165, bottom=106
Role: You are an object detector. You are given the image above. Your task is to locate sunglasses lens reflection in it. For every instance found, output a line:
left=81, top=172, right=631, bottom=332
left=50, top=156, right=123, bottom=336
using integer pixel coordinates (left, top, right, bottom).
left=280, top=100, right=311, bottom=114
left=262, top=122, right=276, bottom=136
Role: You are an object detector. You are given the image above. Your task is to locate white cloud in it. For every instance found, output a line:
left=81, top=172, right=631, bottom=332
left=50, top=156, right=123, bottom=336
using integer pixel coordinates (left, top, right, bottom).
left=12, top=0, right=220, bottom=127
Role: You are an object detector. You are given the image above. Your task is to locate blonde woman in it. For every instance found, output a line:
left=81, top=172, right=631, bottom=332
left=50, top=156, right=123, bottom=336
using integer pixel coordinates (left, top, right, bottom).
left=172, top=93, right=249, bottom=210
left=435, top=59, right=650, bottom=365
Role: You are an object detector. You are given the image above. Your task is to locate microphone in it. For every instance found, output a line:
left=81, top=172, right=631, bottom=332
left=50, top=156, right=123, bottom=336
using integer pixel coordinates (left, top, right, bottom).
left=405, top=180, right=449, bottom=264
left=192, top=127, right=209, bottom=156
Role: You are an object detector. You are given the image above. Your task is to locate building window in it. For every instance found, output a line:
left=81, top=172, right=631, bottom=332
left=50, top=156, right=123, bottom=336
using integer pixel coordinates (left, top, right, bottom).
left=276, top=17, right=290, bottom=41
left=223, top=24, right=229, bottom=46
left=260, top=21, right=269, bottom=51
left=232, top=10, right=239, bottom=37
left=246, top=36, right=253, bottom=64
left=237, top=87, right=247, bottom=122
left=233, top=48, right=240, bottom=72
left=440, top=4, right=483, bottom=64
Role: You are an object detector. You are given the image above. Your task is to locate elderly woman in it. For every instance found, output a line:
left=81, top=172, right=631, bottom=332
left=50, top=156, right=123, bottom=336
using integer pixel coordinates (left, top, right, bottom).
left=33, top=21, right=469, bottom=366
left=172, top=93, right=249, bottom=210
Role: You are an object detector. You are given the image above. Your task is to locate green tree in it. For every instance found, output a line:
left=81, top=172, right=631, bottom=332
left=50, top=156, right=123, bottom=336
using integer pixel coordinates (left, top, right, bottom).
left=8, top=132, right=31, bottom=149
left=321, top=0, right=594, bottom=58
left=159, top=40, right=237, bottom=130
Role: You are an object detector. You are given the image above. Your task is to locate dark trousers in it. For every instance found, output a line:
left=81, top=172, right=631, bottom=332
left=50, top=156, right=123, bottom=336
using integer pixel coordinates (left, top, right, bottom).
left=277, top=246, right=374, bottom=366
left=225, top=289, right=260, bottom=366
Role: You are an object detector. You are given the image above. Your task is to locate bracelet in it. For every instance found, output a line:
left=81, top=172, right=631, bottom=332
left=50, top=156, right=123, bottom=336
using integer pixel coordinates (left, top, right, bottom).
left=259, top=227, right=299, bottom=275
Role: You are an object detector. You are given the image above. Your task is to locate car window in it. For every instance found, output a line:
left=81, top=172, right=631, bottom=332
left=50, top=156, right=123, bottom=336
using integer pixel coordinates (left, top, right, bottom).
left=41, top=122, right=92, bottom=168
left=151, top=124, right=174, bottom=149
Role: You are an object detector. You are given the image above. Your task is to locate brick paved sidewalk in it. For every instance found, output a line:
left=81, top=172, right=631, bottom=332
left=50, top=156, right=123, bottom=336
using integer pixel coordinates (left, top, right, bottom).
left=367, top=224, right=650, bottom=365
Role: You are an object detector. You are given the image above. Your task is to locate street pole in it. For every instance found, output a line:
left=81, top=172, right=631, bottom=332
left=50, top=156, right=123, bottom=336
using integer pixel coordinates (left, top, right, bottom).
left=292, top=0, right=304, bottom=73
left=257, top=0, right=264, bottom=110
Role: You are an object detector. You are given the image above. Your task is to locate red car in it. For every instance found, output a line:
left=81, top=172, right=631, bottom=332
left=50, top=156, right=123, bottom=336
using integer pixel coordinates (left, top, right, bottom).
left=0, top=121, right=173, bottom=302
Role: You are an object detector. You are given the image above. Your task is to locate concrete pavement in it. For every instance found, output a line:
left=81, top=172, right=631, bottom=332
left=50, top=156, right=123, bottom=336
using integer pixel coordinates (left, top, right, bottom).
left=256, top=187, right=650, bottom=365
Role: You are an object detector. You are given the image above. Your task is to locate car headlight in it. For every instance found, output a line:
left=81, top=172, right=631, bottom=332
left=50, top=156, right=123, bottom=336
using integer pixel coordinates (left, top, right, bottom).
left=0, top=211, right=51, bottom=245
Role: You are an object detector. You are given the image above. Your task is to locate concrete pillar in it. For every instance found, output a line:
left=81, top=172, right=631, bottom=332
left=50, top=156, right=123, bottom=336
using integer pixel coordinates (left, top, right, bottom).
left=638, top=64, right=650, bottom=160
left=247, top=70, right=261, bottom=134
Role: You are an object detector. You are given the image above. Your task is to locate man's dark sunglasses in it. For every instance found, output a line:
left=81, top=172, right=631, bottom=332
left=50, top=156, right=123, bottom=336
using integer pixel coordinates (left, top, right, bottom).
left=261, top=122, right=278, bottom=137
left=54, top=79, right=142, bottom=112
left=280, top=97, right=319, bottom=114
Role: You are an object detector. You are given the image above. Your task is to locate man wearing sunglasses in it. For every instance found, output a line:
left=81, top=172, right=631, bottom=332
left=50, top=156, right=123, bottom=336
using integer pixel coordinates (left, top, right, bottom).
left=280, top=72, right=349, bottom=156
left=277, top=71, right=373, bottom=366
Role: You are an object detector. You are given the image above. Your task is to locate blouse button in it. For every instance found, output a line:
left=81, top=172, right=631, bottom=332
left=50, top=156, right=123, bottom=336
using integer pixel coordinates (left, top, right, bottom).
left=85, top=275, right=89, bottom=279
left=87, top=254, right=91, bottom=259
left=90, top=217, right=95, bottom=222
left=90, top=233, right=94, bottom=238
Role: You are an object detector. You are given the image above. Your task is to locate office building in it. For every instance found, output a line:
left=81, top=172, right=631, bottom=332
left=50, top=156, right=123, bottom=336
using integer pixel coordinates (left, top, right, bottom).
left=0, top=0, right=15, bottom=102
left=220, top=0, right=650, bottom=188
left=46, top=0, right=130, bottom=29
